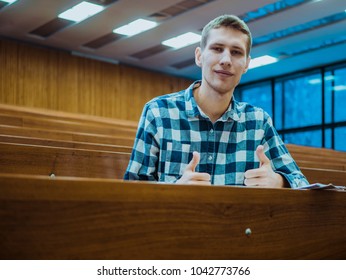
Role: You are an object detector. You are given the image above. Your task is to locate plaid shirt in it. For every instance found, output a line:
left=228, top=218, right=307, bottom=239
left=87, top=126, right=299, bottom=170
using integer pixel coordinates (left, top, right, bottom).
left=124, top=81, right=309, bottom=188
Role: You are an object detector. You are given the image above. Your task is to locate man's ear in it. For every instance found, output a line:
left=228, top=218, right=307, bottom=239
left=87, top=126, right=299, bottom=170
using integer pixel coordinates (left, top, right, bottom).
left=195, top=47, right=202, bottom=67
left=243, top=55, right=251, bottom=74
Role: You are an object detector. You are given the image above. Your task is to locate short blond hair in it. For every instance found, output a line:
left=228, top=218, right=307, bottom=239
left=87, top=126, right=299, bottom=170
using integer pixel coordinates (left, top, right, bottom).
left=201, top=14, right=252, bottom=57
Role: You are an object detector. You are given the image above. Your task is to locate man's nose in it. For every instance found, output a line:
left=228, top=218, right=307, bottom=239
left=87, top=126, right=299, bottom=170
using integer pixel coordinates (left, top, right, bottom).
left=220, top=51, right=232, bottom=66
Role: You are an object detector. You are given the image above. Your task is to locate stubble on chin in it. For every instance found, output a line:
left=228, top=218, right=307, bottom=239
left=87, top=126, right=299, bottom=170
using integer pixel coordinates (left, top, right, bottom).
left=204, top=75, right=236, bottom=96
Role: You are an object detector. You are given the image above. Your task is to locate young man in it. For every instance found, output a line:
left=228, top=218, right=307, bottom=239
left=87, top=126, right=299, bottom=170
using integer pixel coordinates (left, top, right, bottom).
left=124, top=15, right=309, bottom=188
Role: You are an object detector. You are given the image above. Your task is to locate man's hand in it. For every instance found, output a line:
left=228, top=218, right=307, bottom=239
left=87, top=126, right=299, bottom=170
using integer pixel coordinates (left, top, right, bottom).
left=244, top=145, right=286, bottom=188
left=176, top=151, right=211, bottom=185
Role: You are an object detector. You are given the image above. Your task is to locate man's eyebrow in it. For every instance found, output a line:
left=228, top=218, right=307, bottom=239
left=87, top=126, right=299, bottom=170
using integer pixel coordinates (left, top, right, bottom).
left=232, top=45, right=246, bottom=51
left=209, top=42, right=245, bottom=50
left=209, top=43, right=224, bottom=47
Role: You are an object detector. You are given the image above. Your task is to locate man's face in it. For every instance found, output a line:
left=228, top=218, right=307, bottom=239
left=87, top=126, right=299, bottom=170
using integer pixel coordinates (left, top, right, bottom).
left=195, top=27, right=250, bottom=96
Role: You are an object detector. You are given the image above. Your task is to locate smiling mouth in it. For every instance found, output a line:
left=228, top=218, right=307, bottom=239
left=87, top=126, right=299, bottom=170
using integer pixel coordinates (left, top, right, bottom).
left=215, top=70, right=233, bottom=76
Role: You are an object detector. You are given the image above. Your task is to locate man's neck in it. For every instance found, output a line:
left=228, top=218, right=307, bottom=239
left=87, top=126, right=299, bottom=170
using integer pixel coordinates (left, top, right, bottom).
left=193, top=83, right=233, bottom=123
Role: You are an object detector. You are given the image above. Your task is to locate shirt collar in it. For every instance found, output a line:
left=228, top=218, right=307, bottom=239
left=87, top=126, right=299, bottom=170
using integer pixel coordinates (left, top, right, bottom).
left=185, top=81, right=202, bottom=118
left=185, top=80, right=242, bottom=122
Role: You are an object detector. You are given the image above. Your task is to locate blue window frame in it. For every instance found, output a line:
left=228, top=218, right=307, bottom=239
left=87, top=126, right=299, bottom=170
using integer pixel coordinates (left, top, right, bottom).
left=238, top=82, right=273, bottom=118
left=237, top=62, right=346, bottom=151
left=282, top=72, right=322, bottom=129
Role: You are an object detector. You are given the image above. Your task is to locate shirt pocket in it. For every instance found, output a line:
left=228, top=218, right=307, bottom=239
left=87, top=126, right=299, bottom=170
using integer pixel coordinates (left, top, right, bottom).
left=161, top=141, right=191, bottom=181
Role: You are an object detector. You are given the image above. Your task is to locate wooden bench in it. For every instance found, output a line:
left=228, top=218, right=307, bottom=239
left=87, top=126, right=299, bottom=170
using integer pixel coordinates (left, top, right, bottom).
left=292, top=154, right=346, bottom=170
left=2, top=139, right=345, bottom=186
left=1, top=174, right=345, bottom=260
left=0, top=142, right=131, bottom=179
left=1, top=104, right=345, bottom=186
left=287, top=144, right=346, bottom=160
left=0, top=105, right=137, bottom=147
left=0, top=113, right=137, bottom=138
left=301, top=167, right=346, bottom=186
left=0, top=104, right=138, bottom=147
left=0, top=103, right=138, bottom=130
left=0, top=125, right=135, bottom=146
left=287, top=144, right=346, bottom=171
left=0, top=134, right=133, bottom=153
left=294, top=160, right=345, bottom=171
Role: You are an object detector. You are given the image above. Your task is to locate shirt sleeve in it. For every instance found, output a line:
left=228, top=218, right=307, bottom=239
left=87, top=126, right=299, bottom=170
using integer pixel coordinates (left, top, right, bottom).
left=261, top=112, right=310, bottom=188
left=123, top=103, right=160, bottom=181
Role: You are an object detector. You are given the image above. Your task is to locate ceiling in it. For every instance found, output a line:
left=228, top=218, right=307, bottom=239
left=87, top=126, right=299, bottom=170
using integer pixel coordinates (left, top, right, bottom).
left=0, top=0, right=345, bottom=84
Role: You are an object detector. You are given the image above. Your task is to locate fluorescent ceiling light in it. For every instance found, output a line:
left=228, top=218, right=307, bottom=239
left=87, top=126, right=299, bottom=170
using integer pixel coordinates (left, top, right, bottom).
left=162, top=32, right=201, bottom=49
left=1, top=0, right=18, bottom=3
left=249, top=55, right=278, bottom=69
left=309, top=75, right=335, bottom=84
left=334, top=85, right=346, bottom=91
left=324, top=75, right=335, bottom=81
left=308, top=78, right=321, bottom=85
left=113, top=19, right=158, bottom=36
left=58, top=1, right=104, bottom=22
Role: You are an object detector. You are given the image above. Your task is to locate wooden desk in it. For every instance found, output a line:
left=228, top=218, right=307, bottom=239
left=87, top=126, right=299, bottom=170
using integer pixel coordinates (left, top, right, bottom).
left=0, top=174, right=345, bottom=260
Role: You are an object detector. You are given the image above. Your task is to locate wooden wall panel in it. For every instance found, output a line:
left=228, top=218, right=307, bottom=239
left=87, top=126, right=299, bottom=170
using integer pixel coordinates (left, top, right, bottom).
left=0, top=39, right=193, bottom=121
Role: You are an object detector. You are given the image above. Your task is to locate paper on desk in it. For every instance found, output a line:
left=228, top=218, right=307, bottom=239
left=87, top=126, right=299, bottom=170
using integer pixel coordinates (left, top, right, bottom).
left=297, top=183, right=346, bottom=191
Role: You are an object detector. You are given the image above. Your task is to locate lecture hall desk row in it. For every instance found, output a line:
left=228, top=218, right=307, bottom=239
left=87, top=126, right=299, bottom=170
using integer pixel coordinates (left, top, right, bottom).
left=1, top=103, right=346, bottom=183
left=1, top=104, right=346, bottom=260
left=0, top=174, right=345, bottom=260
left=0, top=103, right=138, bottom=146
left=1, top=140, right=346, bottom=185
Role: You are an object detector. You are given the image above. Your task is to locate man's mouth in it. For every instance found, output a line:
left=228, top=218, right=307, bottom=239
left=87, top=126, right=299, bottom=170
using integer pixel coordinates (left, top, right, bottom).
left=215, top=70, right=233, bottom=76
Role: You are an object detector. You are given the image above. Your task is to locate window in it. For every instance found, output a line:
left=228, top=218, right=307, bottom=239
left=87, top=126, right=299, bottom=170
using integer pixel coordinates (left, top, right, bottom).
left=284, top=130, right=322, bottom=147
left=324, top=128, right=332, bottom=149
left=237, top=82, right=273, bottom=117
left=332, top=67, right=346, bottom=123
left=335, top=127, right=346, bottom=151
left=237, top=61, right=346, bottom=151
left=281, top=72, right=322, bottom=129
left=274, top=82, right=283, bottom=130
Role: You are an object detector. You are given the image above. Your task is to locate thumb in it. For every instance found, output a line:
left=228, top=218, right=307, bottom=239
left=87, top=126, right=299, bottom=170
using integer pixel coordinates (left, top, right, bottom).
left=256, top=145, right=270, bottom=166
left=185, top=151, right=200, bottom=172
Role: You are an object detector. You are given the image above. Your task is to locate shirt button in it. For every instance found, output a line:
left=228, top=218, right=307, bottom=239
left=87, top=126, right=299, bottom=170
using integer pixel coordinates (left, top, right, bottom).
left=208, top=155, right=213, bottom=161
left=209, top=129, right=214, bottom=134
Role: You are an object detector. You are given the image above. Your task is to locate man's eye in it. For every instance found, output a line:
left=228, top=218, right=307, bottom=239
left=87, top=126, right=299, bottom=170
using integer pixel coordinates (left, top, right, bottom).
left=212, top=47, right=222, bottom=52
left=232, top=50, right=243, bottom=55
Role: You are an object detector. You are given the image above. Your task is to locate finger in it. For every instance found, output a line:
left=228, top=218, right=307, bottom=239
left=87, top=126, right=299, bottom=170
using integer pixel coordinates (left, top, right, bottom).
left=189, top=181, right=212, bottom=186
left=188, top=172, right=211, bottom=182
left=185, top=151, right=200, bottom=172
left=244, top=167, right=266, bottom=179
left=256, top=145, right=270, bottom=166
left=244, top=177, right=268, bottom=187
left=177, top=171, right=211, bottom=185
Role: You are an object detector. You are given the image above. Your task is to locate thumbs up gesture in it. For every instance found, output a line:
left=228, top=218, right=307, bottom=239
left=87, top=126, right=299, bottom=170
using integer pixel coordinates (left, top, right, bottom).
left=176, top=151, right=211, bottom=185
left=244, top=145, right=286, bottom=188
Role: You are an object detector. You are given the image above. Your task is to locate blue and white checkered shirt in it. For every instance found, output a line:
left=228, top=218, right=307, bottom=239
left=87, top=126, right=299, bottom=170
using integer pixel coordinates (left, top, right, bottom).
left=124, top=81, right=309, bottom=188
